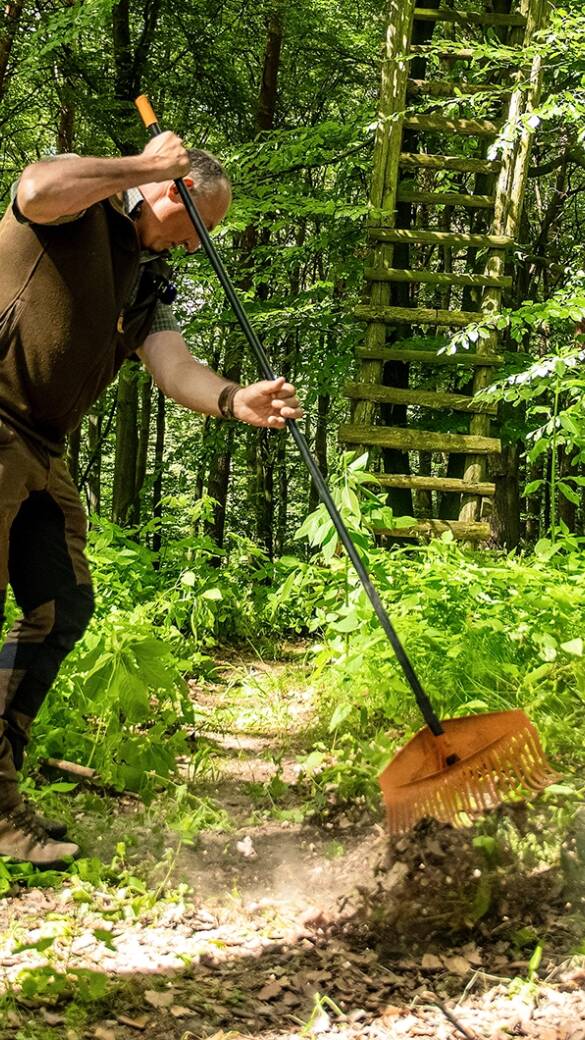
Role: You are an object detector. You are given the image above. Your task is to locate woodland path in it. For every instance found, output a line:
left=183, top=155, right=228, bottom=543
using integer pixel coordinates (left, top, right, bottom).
left=0, top=648, right=585, bottom=1040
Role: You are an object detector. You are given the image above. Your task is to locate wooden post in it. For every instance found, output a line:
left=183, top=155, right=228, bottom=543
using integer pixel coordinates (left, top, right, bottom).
left=353, top=0, right=416, bottom=430
left=459, top=0, right=546, bottom=527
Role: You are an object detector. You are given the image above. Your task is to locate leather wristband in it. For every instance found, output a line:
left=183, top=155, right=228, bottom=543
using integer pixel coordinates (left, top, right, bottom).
left=217, top=382, right=241, bottom=420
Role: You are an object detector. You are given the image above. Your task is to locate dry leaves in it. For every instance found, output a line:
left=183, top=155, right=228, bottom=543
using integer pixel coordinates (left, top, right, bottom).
left=94, top=1028, right=116, bottom=1040
left=117, top=1013, right=149, bottom=1030
left=144, top=989, right=175, bottom=1008
left=257, top=978, right=287, bottom=1001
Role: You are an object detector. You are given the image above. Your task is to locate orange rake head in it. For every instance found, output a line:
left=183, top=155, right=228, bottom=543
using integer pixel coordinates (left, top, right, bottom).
left=378, top=709, right=560, bottom=834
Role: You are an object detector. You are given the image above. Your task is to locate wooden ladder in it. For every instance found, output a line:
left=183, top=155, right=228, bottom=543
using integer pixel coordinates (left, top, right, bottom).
left=341, top=0, right=547, bottom=542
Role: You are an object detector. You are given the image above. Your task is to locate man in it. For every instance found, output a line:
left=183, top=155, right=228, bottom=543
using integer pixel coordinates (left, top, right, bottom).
left=0, top=131, right=302, bottom=868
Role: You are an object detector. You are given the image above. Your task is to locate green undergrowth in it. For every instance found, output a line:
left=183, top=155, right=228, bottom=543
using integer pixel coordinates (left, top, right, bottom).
left=0, top=842, right=193, bottom=1035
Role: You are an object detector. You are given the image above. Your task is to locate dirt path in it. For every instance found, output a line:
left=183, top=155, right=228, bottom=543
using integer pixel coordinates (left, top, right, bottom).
left=1, top=650, right=585, bottom=1040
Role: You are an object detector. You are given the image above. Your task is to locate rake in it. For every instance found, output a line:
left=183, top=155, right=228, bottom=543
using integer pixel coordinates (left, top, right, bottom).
left=135, top=95, right=559, bottom=833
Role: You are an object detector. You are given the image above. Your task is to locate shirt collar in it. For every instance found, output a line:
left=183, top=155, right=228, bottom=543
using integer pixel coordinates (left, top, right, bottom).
left=124, top=187, right=144, bottom=220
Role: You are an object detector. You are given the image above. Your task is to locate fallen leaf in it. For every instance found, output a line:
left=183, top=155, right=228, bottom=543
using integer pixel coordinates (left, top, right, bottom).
left=171, top=1006, right=194, bottom=1019
left=117, top=1014, right=149, bottom=1030
left=421, top=953, right=442, bottom=971
left=144, top=989, right=174, bottom=1008
left=442, top=955, right=471, bottom=976
left=42, top=1011, right=66, bottom=1026
left=94, top=1028, right=116, bottom=1040
left=258, top=978, right=286, bottom=1001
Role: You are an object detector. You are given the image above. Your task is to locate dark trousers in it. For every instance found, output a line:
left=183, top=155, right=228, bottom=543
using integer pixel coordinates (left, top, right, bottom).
left=0, top=419, right=94, bottom=807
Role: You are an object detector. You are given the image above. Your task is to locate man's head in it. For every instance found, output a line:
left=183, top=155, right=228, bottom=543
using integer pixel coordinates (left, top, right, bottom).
left=137, top=148, right=232, bottom=254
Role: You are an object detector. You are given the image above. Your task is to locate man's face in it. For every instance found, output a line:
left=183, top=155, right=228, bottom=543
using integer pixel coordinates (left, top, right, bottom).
left=138, top=179, right=231, bottom=254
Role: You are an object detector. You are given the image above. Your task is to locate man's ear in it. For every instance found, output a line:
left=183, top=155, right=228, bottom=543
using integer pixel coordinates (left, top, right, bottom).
left=168, top=177, right=194, bottom=201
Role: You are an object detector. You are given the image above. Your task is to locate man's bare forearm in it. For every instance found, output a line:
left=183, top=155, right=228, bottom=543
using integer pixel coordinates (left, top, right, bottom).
left=16, top=156, right=154, bottom=223
left=16, top=131, right=191, bottom=224
left=147, top=351, right=235, bottom=417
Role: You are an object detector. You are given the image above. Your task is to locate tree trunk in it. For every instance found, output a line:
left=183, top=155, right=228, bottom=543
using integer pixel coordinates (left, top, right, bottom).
left=208, top=11, right=283, bottom=544
left=558, top=443, right=577, bottom=533
left=256, top=430, right=274, bottom=558
left=0, top=0, right=24, bottom=100
left=309, top=394, right=330, bottom=514
left=87, top=408, right=102, bottom=515
left=67, top=424, right=81, bottom=486
left=491, top=442, right=521, bottom=548
left=112, top=360, right=139, bottom=525
left=152, top=389, right=165, bottom=563
left=135, top=372, right=152, bottom=523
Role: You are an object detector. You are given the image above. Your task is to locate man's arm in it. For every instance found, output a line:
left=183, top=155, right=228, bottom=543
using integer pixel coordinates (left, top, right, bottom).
left=138, top=332, right=302, bottom=427
left=16, top=132, right=190, bottom=224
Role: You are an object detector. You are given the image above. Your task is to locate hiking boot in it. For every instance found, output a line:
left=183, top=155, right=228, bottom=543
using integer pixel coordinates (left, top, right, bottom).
left=23, top=799, right=68, bottom=840
left=0, top=802, right=79, bottom=868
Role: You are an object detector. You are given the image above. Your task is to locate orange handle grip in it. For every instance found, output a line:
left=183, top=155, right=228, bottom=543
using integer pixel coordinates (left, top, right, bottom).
left=134, top=94, right=158, bottom=129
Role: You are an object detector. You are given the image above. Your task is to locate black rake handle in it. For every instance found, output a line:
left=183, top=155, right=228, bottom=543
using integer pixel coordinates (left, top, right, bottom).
left=134, top=94, right=444, bottom=738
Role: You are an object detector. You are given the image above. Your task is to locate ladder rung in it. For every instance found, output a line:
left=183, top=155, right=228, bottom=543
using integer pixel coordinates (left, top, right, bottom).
left=397, top=189, right=494, bottom=208
left=369, top=228, right=514, bottom=249
left=364, top=267, right=512, bottom=288
left=413, top=9, right=527, bottom=27
left=400, top=152, right=501, bottom=174
left=379, top=520, right=491, bottom=541
left=370, top=474, right=496, bottom=495
left=355, top=304, right=491, bottom=327
left=403, top=114, right=502, bottom=136
left=407, top=79, right=512, bottom=98
left=357, top=347, right=503, bottom=366
left=409, top=45, right=519, bottom=62
left=339, top=425, right=501, bottom=454
left=345, top=383, right=497, bottom=415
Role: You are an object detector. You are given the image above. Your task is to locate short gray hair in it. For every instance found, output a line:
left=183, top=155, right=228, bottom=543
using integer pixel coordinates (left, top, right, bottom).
left=187, top=148, right=231, bottom=196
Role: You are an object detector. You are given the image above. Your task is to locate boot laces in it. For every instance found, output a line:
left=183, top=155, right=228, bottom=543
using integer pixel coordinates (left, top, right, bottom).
left=7, top=801, right=49, bottom=845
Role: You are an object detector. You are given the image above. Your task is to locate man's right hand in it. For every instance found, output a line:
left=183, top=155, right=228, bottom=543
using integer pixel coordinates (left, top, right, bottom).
left=141, top=132, right=191, bottom=182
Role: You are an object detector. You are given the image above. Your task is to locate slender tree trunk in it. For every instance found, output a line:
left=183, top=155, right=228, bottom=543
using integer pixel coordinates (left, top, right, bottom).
left=309, top=394, right=330, bottom=514
left=134, top=373, right=152, bottom=523
left=67, top=425, right=81, bottom=486
left=152, top=390, right=165, bottom=563
left=0, top=0, right=24, bottom=99
left=208, top=11, right=283, bottom=544
left=558, top=443, right=577, bottom=533
left=87, top=408, right=102, bottom=515
left=110, top=0, right=161, bottom=524
left=491, top=442, right=521, bottom=548
left=256, top=430, right=274, bottom=558
left=112, top=360, right=139, bottom=524
left=276, top=434, right=288, bottom=555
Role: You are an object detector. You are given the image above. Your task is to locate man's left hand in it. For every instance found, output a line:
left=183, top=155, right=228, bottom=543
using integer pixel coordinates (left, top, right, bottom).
left=233, top=377, right=303, bottom=428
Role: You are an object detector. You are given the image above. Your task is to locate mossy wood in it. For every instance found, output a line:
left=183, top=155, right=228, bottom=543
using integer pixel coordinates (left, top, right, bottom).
left=357, top=346, right=504, bottom=365
left=354, top=303, right=492, bottom=327
left=344, top=382, right=497, bottom=414
left=379, top=520, right=492, bottom=541
left=340, top=424, right=501, bottom=454
left=349, top=0, right=546, bottom=542
left=363, top=266, right=511, bottom=288
left=400, top=152, right=501, bottom=174
left=371, top=474, right=496, bottom=495
left=396, top=189, right=495, bottom=208
left=406, top=79, right=512, bottom=98
left=412, top=8, right=527, bottom=26
left=402, top=114, right=502, bottom=135
left=369, top=228, right=514, bottom=248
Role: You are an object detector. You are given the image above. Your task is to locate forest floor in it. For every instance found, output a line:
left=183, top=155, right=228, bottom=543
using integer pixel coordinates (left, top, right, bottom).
left=1, top=646, right=585, bottom=1040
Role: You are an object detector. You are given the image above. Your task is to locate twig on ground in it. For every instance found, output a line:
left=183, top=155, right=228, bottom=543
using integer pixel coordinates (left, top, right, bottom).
left=419, top=991, right=485, bottom=1040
